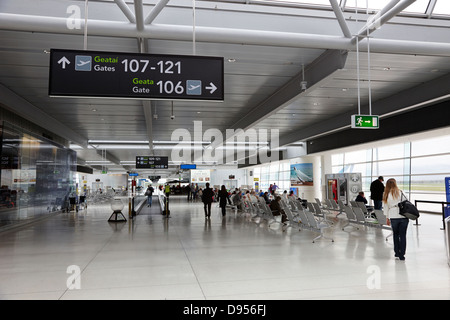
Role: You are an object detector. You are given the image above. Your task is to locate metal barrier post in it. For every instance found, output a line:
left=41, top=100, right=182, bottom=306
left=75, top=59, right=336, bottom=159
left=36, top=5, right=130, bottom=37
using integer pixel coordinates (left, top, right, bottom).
left=128, top=197, right=132, bottom=218
left=132, top=197, right=136, bottom=217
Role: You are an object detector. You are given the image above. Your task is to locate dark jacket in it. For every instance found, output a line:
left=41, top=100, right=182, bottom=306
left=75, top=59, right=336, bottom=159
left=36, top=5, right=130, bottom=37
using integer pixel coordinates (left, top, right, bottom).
left=202, top=187, right=214, bottom=204
left=370, top=179, right=385, bottom=201
left=218, top=190, right=229, bottom=208
left=270, top=199, right=282, bottom=213
left=355, top=194, right=367, bottom=204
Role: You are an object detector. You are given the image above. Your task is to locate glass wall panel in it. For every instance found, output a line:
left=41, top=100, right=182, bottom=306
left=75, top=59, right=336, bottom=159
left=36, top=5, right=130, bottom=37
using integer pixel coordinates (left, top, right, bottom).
left=412, top=134, right=450, bottom=157
left=374, top=143, right=409, bottom=161
left=411, top=154, right=450, bottom=174
left=372, top=159, right=405, bottom=176
left=344, top=149, right=371, bottom=164
left=0, top=122, right=76, bottom=229
left=410, top=174, right=448, bottom=193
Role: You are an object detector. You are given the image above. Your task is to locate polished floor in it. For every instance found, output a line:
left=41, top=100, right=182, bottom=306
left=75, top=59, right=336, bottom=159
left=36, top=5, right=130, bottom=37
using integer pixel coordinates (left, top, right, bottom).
left=0, top=195, right=449, bottom=300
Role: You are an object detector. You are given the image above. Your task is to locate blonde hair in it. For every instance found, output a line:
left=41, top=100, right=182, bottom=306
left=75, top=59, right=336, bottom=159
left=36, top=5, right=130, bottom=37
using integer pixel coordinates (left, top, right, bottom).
left=383, top=178, right=400, bottom=203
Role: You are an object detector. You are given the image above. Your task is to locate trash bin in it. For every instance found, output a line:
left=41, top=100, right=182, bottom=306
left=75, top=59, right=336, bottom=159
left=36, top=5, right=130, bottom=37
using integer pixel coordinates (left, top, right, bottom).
left=446, top=216, right=450, bottom=267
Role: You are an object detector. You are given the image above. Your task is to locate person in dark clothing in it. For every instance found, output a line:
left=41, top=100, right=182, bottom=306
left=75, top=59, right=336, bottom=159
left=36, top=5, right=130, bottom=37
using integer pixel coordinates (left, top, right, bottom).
left=270, top=196, right=287, bottom=223
left=202, top=182, right=215, bottom=218
left=218, top=185, right=229, bottom=217
left=355, top=191, right=368, bottom=205
left=263, top=192, right=271, bottom=204
left=145, top=185, right=154, bottom=207
left=186, top=184, right=191, bottom=201
left=370, top=176, right=385, bottom=210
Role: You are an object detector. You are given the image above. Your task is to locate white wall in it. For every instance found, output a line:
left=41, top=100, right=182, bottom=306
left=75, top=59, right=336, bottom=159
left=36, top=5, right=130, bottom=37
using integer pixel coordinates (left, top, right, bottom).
left=206, top=166, right=247, bottom=188
left=85, top=173, right=128, bottom=190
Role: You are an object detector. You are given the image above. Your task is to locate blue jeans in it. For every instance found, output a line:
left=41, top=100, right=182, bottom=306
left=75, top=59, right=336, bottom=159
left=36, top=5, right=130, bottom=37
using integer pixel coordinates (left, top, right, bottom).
left=390, top=218, right=409, bottom=259
left=374, top=200, right=383, bottom=210
left=147, top=195, right=153, bottom=206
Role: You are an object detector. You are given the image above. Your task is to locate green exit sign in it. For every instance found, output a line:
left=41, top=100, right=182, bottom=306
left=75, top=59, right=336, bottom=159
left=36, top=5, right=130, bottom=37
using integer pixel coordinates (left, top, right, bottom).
left=351, top=115, right=379, bottom=129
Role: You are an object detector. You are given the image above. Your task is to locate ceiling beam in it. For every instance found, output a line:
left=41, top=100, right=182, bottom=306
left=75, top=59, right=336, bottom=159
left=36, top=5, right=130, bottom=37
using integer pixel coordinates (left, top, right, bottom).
left=134, top=0, right=145, bottom=32
left=329, top=0, right=351, bottom=38
left=204, top=49, right=348, bottom=162
left=114, top=0, right=136, bottom=23
left=230, top=49, right=348, bottom=132
left=2, top=13, right=450, bottom=56
left=145, top=0, right=170, bottom=24
left=353, top=0, right=416, bottom=43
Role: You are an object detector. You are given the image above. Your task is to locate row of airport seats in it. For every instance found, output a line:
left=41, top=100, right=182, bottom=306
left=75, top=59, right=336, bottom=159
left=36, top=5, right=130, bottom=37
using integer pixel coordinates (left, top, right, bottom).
left=234, top=195, right=392, bottom=243
left=238, top=196, right=334, bottom=243
left=314, top=198, right=393, bottom=241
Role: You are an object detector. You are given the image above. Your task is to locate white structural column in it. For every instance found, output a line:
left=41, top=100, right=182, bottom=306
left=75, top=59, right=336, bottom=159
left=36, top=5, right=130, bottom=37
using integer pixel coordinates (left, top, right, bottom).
left=329, top=0, right=352, bottom=38
left=353, top=0, right=417, bottom=43
left=145, top=0, right=170, bottom=24
left=114, top=0, right=136, bottom=23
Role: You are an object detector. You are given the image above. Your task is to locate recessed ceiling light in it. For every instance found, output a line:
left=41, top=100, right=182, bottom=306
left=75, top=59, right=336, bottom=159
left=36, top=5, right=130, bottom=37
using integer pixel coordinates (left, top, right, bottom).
left=342, top=88, right=348, bottom=91
left=383, top=67, right=391, bottom=71
left=227, top=58, right=236, bottom=62
left=92, top=108, right=97, bottom=112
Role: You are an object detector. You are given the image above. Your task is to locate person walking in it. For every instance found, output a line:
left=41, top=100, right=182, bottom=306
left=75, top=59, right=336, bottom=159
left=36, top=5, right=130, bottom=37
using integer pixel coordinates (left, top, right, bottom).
left=186, top=184, right=191, bottom=201
left=370, top=176, right=385, bottom=210
left=145, top=185, right=154, bottom=207
left=202, top=183, right=214, bottom=219
left=383, top=178, right=409, bottom=261
left=218, top=185, right=229, bottom=217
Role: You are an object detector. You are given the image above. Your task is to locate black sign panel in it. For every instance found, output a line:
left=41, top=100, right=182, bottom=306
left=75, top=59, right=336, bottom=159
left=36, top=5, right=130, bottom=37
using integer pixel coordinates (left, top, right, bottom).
left=136, top=156, right=168, bottom=169
left=49, top=49, right=224, bottom=101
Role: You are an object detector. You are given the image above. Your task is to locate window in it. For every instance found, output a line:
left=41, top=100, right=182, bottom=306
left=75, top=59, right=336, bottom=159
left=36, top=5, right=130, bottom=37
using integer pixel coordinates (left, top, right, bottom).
left=330, top=131, right=450, bottom=213
left=412, top=134, right=450, bottom=157
left=433, top=0, right=450, bottom=15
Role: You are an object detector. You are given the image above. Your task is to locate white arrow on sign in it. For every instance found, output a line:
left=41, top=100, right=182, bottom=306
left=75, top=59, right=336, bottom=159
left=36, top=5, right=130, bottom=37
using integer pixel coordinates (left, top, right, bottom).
left=205, top=82, right=217, bottom=94
left=58, top=56, right=71, bottom=69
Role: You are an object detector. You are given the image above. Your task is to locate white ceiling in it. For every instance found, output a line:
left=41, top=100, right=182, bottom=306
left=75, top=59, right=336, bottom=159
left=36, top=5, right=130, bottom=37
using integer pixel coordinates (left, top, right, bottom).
left=0, top=0, right=449, bottom=176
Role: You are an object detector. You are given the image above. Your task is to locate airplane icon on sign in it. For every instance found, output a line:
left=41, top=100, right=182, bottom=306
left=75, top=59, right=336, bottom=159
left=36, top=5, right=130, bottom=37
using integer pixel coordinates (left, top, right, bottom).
left=77, top=60, right=91, bottom=67
left=75, top=55, right=92, bottom=71
left=186, top=80, right=202, bottom=95
left=188, top=84, right=201, bottom=91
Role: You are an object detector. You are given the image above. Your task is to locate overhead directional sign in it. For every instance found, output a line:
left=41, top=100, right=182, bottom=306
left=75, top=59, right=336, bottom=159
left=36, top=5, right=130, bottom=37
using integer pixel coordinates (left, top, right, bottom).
left=136, top=156, right=168, bottom=169
left=49, top=49, right=224, bottom=101
left=351, top=114, right=379, bottom=129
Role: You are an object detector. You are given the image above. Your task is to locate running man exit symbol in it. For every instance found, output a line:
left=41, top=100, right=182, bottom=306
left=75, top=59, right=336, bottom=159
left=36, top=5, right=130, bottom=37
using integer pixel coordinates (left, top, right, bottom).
left=351, top=115, right=379, bottom=129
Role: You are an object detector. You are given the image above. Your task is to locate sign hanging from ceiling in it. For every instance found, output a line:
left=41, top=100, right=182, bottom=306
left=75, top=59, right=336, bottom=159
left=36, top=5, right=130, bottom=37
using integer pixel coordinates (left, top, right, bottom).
left=48, top=49, right=224, bottom=101
left=136, top=156, right=168, bottom=169
left=351, top=115, right=379, bottom=129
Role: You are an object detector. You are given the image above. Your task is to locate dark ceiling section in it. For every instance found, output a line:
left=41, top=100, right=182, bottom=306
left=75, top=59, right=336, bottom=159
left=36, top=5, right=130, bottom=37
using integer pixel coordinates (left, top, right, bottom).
left=306, top=99, right=450, bottom=154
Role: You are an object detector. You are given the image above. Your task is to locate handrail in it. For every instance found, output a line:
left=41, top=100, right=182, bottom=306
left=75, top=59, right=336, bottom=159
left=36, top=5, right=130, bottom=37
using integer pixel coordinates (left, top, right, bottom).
left=415, top=200, right=450, bottom=230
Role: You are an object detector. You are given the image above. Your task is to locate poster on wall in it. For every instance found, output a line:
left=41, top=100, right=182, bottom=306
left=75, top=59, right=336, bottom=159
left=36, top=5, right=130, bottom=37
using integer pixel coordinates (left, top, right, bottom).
left=290, top=163, right=313, bottom=186
left=190, top=169, right=210, bottom=183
